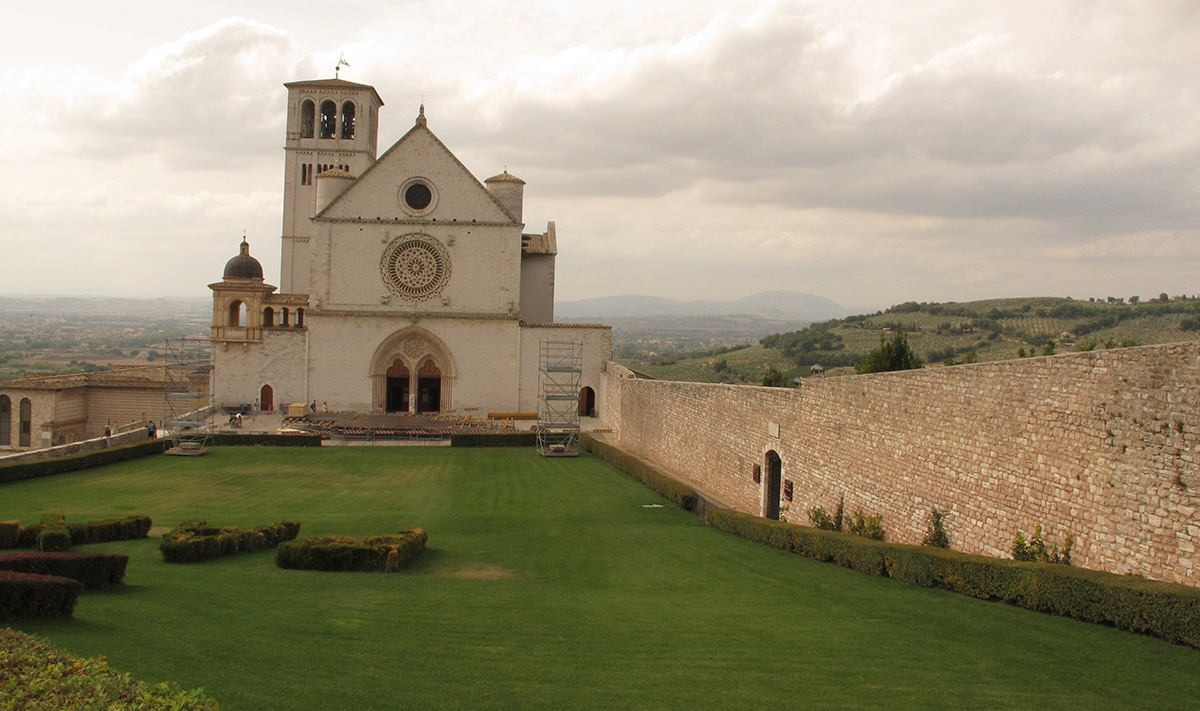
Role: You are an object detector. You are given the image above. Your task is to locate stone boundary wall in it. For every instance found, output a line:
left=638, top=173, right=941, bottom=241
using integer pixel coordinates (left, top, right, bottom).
left=602, top=342, right=1200, bottom=586
left=0, top=429, right=151, bottom=465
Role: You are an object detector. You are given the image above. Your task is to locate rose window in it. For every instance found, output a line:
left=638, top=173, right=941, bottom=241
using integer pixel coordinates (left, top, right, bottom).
left=381, top=235, right=451, bottom=301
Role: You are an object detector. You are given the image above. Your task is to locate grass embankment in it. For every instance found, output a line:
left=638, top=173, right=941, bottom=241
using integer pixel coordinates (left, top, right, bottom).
left=5, top=447, right=1200, bottom=710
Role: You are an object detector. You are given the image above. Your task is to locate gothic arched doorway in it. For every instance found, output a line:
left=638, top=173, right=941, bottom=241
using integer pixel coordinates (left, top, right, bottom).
left=260, top=384, right=274, bottom=412
left=417, top=360, right=442, bottom=413
left=386, top=360, right=410, bottom=413
left=764, top=450, right=782, bottom=520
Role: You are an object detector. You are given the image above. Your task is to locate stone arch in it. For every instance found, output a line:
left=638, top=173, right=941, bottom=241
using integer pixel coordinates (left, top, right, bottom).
left=18, top=397, right=31, bottom=448
left=369, top=328, right=456, bottom=412
left=579, top=386, right=596, bottom=417
left=263, top=307, right=275, bottom=327
left=228, top=300, right=246, bottom=327
left=0, top=394, right=10, bottom=446
left=300, top=99, right=315, bottom=138
left=319, top=100, right=336, bottom=139
left=763, top=450, right=782, bottom=520
left=341, top=100, right=356, bottom=139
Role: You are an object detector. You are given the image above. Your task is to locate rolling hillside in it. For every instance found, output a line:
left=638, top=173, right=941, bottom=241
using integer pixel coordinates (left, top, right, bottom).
left=631, top=295, right=1200, bottom=384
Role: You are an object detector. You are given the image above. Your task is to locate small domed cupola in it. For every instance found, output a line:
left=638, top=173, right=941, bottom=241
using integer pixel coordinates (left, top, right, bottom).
left=484, top=170, right=526, bottom=222
left=223, top=239, right=264, bottom=281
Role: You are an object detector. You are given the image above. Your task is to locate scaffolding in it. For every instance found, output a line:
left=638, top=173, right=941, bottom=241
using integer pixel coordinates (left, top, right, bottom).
left=537, top=341, right=582, bottom=457
left=163, top=337, right=214, bottom=456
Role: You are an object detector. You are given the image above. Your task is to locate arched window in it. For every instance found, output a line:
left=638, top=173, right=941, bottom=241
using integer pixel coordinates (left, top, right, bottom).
left=18, top=398, right=31, bottom=448
left=295, top=308, right=305, bottom=327
left=300, top=100, right=315, bottom=138
left=263, top=307, right=275, bottom=327
left=228, top=300, right=247, bottom=327
left=300, top=164, right=309, bottom=186
left=281, top=308, right=290, bottom=327
left=319, top=100, right=337, bottom=139
left=0, top=395, right=10, bottom=446
left=341, top=101, right=356, bottom=139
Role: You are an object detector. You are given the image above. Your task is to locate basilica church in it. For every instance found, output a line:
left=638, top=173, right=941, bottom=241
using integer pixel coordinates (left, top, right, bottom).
left=209, top=77, right=611, bottom=416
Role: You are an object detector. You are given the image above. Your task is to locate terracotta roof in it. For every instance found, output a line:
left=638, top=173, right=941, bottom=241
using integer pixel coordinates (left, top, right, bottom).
left=485, top=170, right=526, bottom=185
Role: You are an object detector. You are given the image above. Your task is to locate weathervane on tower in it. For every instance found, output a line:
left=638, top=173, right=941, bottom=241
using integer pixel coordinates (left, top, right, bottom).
left=335, top=53, right=350, bottom=78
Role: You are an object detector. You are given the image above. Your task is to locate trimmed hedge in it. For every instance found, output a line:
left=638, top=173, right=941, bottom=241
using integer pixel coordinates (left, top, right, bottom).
left=0, top=552, right=128, bottom=588
left=0, top=570, right=83, bottom=621
left=451, top=432, right=539, bottom=447
left=160, top=520, right=301, bottom=563
left=276, top=529, right=428, bottom=572
left=0, top=628, right=219, bottom=709
left=16, top=515, right=152, bottom=549
left=707, top=509, right=1200, bottom=649
left=0, top=439, right=167, bottom=485
left=209, top=432, right=322, bottom=447
left=580, top=434, right=698, bottom=511
left=0, top=521, right=18, bottom=548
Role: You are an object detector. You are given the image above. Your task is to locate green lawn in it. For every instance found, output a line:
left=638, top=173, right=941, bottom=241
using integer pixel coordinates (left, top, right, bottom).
left=5, top=447, right=1200, bottom=710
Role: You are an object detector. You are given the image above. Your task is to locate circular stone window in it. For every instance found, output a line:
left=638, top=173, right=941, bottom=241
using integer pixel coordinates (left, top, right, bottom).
left=398, top=178, right=437, bottom=215
left=380, top=235, right=451, bottom=301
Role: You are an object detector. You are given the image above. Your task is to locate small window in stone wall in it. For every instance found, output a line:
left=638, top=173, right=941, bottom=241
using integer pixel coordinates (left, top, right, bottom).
left=753, top=464, right=761, bottom=484
left=783, top=480, right=794, bottom=502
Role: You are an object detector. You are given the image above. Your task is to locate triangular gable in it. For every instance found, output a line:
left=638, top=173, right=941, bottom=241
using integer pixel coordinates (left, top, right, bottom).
left=316, top=120, right=518, bottom=224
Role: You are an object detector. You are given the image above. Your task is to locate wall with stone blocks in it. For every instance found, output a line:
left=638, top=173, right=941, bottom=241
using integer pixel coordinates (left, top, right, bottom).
left=602, top=342, right=1200, bottom=586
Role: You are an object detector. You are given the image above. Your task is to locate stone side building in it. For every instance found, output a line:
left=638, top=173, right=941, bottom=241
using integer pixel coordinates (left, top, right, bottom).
left=0, top=366, right=174, bottom=450
left=210, top=78, right=611, bottom=414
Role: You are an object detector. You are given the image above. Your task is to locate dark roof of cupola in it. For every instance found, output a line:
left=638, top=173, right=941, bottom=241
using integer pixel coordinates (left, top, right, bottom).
left=223, top=239, right=264, bottom=281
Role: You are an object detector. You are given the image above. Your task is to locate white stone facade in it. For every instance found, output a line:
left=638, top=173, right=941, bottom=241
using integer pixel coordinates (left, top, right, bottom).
left=210, top=77, right=611, bottom=415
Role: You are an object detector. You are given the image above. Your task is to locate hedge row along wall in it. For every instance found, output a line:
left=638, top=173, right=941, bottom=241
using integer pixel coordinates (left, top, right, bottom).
left=0, top=628, right=219, bottom=710
left=209, top=433, right=322, bottom=447
left=708, top=509, right=1200, bottom=649
left=0, top=552, right=128, bottom=589
left=160, top=521, right=301, bottom=563
left=580, top=434, right=697, bottom=511
left=13, top=515, right=152, bottom=549
left=601, top=342, right=1200, bottom=587
left=276, top=529, right=428, bottom=573
left=0, top=440, right=167, bottom=485
left=0, top=570, right=82, bottom=621
left=451, top=433, right=538, bottom=447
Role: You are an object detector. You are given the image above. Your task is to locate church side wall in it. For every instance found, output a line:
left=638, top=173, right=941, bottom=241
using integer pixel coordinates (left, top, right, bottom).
left=519, top=255, right=555, bottom=324
left=213, top=330, right=309, bottom=410
left=518, top=325, right=613, bottom=415
left=602, top=342, right=1200, bottom=586
left=84, top=388, right=169, bottom=438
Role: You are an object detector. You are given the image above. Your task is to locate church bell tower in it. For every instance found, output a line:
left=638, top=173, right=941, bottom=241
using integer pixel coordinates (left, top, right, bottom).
left=279, top=78, right=385, bottom=294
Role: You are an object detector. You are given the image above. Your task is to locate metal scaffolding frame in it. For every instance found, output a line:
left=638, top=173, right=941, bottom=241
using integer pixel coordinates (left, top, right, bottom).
left=537, top=341, right=582, bottom=457
left=163, top=337, right=214, bottom=456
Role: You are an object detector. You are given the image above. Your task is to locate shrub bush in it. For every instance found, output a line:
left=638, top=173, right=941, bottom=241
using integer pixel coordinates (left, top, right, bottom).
left=36, top=527, right=72, bottom=552
left=0, top=521, right=19, bottom=548
left=0, top=570, right=83, bottom=621
left=579, top=435, right=698, bottom=511
left=706, top=509, right=1200, bottom=649
left=0, top=552, right=128, bottom=588
left=276, top=529, right=428, bottom=573
left=0, top=628, right=219, bottom=709
left=16, top=515, right=152, bottom=549
left=160, top=520, right=301, bottom=563
left=923, top=507, right=949, bottom=548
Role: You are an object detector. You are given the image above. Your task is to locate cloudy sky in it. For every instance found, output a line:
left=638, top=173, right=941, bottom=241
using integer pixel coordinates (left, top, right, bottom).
left=2, top=1, right=1197, bottom=310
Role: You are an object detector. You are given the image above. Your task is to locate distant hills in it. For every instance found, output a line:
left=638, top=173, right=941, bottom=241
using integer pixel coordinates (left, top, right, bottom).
left=556, top=291, right=852, bottom=322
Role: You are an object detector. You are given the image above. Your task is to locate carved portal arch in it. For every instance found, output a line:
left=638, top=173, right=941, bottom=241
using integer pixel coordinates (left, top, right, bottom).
left=370, top=328, right=455, bottom=412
